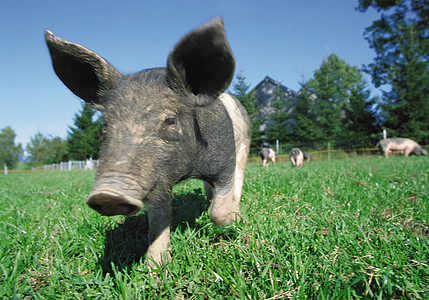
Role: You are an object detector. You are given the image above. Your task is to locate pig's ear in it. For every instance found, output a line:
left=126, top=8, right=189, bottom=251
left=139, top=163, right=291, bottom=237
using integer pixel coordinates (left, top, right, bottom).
left=166, top=18, right=235, bottom=106
left=45, top=31, right=119, bottom=109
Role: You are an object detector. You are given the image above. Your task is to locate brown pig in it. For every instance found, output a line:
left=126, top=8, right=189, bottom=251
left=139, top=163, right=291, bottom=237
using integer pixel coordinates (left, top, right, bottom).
left=289, top=148, right=304, bottom=167
left=45, top=18, right=251, bottom=268
left=260, top=148, right=276, bottom=167
left=376, top=138, right=428, bottom=158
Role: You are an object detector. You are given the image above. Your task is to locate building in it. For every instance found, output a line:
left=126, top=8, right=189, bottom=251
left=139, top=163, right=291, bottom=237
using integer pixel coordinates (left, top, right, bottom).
left=251, top=76, right=298, bottom=132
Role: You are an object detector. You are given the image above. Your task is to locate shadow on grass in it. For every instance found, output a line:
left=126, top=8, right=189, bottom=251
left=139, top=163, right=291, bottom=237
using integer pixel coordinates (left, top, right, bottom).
left=99, top=187, right=210, bottom=275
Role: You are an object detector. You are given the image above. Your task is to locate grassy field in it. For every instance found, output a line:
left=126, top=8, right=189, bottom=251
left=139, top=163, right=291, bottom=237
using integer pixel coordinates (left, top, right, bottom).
left=0, top=157, right=428, bottom=299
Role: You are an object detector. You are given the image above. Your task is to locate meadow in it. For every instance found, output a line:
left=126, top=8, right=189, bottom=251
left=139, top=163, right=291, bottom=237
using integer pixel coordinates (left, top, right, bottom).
left=0, top=156, right=428, bottom=299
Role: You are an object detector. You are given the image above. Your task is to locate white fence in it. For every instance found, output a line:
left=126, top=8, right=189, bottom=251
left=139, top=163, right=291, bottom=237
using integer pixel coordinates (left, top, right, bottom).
left=31, top=159, right=100, bottom=172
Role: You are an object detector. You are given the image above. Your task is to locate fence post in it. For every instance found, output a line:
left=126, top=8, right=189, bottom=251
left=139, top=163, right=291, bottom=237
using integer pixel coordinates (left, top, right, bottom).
left=383, top=129, right=387, bottom=140
left=328, top=142, right=331, bottom=161
left=276, top=140, right=279, bottom=154
left=4, top=164, right=7, bottom=175
left=68, top=160, right=72, bottom=171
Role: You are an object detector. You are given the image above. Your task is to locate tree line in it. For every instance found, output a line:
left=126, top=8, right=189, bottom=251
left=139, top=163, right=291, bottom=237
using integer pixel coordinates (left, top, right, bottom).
left=230, top=0, right=428, bottom=150
left=1, top=0, right=427, bottom=168
left=231, top=53, right=381, bottom=150
left=0, top=103, right=102, bottom=169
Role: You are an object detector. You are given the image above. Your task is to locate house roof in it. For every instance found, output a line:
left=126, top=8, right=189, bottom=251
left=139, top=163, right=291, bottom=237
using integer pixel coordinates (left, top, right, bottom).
left=251, top=76, right=297, bottom=114
left=251, top=76, right=296, bottom=95
left=249, top=76, right=298, bottom=131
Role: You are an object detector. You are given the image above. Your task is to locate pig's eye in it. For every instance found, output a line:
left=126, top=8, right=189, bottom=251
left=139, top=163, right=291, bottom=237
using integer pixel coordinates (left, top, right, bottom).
left=102, top=122, right=108, bottom=135
left=161, top=116, right=181, bottom=141
left=165, top=117, right=177, bottom=125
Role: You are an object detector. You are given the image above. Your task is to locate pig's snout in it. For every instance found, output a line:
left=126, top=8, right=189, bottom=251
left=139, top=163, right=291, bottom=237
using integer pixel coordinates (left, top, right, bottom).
left=87, top=191, right=143, bottom=216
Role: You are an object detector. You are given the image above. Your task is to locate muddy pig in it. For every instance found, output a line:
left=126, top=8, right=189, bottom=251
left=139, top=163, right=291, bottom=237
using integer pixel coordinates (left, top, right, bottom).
left=376, top=138, right=427, bottom=158
left=45, top=18, right=251, bottom=268
left=260, top=148, right=276, bottom=167
left=289, top=148, right=304, bottom=167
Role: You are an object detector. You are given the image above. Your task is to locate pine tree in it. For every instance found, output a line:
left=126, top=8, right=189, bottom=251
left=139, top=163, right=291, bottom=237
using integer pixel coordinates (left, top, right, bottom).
left=344, top=82, right=379, bottom=140
left=230, top=72, right=263, bottom=149
left=291, top=79, right=321, bottom=142
left=358, top=0, right=429, bottom=141
left=231, top=72, right=257, bottom=116
left=26, top=133, right=67, bottom=165
left=307, top=55, right=347, bottom=140
left=0, top=126, right=22, bottom=169
left=67, top=103, right=103, bottom=160
left=307, top=54, right=376, bottom=141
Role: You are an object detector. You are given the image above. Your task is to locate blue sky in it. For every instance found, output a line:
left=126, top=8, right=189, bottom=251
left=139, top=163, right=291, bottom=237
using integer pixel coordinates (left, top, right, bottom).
left=0, top=0, right=380, bottom=148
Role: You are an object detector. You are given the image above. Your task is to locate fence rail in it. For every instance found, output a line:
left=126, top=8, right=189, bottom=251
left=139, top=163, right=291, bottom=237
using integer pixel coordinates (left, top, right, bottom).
left=249, top=137, right=429, bottom=163
left=31, top=159, right=99, bottom=172
left=250, top=147, right=381, bottom=163
left=4, top=137, right=428, bottom=173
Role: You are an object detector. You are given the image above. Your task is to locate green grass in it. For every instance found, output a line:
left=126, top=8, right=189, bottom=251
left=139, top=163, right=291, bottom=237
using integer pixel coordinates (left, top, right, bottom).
left=0, top=157, right=428, bottom=299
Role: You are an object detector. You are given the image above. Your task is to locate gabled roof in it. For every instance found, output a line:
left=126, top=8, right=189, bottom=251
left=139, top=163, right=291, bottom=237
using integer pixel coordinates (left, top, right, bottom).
left=251, top=76, right=297, bottom=117
left=251, top=76, right=296, bottom=96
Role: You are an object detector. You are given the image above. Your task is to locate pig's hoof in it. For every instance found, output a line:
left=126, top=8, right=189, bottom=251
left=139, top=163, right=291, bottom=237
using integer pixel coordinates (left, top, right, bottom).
left=145, top=251, right=171, bottom=270
left=211, top=211, right=241, bottom=227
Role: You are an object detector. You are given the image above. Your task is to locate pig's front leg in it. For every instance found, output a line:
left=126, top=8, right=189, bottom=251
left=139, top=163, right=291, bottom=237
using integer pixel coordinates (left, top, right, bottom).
left=262, top=158, right=268, bottom=167
left=209, top=182, right=238, bottom=226
left=404, top=147, right=412, bottom=157
left=208, top=144, right=248, bottom=226
left=145, top=193, right=172, bottom=268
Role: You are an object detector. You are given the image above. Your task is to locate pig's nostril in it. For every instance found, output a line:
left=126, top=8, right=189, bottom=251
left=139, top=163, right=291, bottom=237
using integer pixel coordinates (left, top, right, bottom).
left=88, top=203, right=103, bottom=213
left=86, top=192, right=142, bottom=216
left=118, top=204, right=137, bottom=215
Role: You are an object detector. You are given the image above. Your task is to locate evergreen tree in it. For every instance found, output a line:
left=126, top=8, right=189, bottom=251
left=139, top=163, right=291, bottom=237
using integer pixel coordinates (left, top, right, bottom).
left=26, top=133, right=67, bottom=165
left=0, top=126, right=22, bottom=169
left=230, top=72, right=263, bottom=149
left=307, top=53, right=376, bottom=141
left=291, top=79, right=321, bottom=142
left=344, top=82, right=380, bottom=139
left=67, top=102, right=103, bottom=160
left=358, top=0, right=429, bottom=141
left=231, top=72, right=257, bottom=117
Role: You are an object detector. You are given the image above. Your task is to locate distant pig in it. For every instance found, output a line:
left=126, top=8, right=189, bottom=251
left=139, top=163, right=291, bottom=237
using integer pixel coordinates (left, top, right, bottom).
left=303, top=152, right=311, bottom=161
left=289, top=148, right=304, bottom=167
left=376, top=138, right=428, bottom=158
left=45, top=18, right=251, bottom=268
left=260, top=148, right=276, bottom=167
